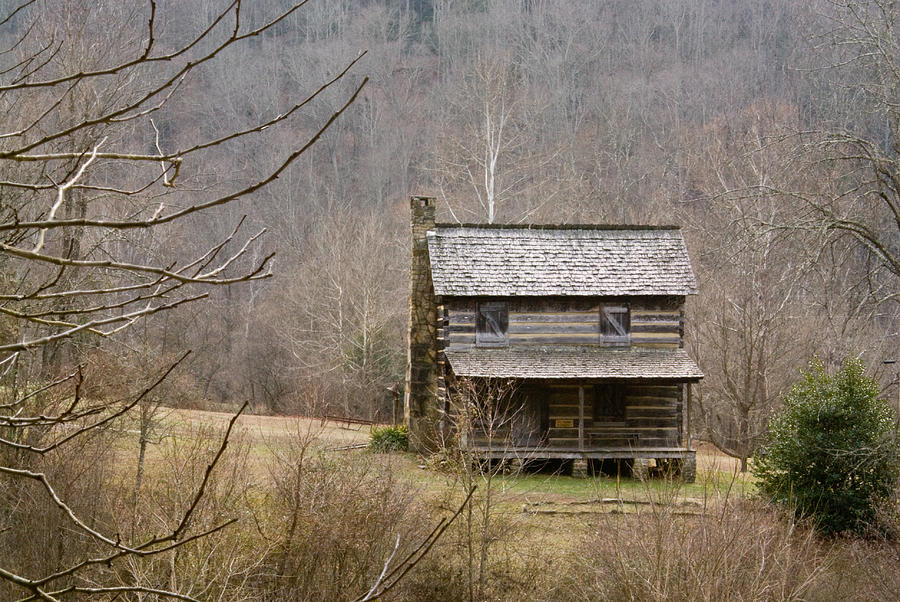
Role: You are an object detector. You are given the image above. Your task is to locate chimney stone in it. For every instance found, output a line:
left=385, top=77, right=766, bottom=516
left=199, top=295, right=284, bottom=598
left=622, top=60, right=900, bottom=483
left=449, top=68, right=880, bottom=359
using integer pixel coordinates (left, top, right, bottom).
left=405, top=196, right=439, bottom=452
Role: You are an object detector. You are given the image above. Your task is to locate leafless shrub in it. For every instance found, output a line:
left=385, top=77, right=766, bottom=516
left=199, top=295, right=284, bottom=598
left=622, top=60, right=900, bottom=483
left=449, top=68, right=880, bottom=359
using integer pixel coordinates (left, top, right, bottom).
left=0, top=372, right=260, bottom=600
left=0, top=415, right=120, bottom=599
left=111, top=420, right=265, bottom=600
left=406, top=376, right=553, bottom=602
left=561, top=497, right=827, bottom=601
left=811, top=537, right=900, bottom=602
left=257, top=441, right=429, bottom=601
left=394, top=489, right=552, bottom=602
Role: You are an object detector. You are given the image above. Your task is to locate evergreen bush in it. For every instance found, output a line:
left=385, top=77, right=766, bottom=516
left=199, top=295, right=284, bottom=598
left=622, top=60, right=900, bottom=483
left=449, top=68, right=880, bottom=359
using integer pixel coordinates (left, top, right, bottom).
left=753, top=359, right=899, bottom=535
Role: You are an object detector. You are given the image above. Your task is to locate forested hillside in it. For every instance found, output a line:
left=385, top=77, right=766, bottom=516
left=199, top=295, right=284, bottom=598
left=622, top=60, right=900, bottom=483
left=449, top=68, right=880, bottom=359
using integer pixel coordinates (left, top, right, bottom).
left=2, top=0, right=898, bottom=464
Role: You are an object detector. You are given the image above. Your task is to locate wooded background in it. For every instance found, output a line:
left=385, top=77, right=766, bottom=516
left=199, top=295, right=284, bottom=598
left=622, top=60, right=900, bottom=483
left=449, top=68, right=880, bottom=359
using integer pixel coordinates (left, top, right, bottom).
left=2, top=0, right=898, bottom=470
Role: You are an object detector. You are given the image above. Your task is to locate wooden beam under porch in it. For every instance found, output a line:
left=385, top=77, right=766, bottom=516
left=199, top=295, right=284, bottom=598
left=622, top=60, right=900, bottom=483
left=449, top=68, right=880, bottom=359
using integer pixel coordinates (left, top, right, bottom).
left=466, top=445, right=695, bottom=461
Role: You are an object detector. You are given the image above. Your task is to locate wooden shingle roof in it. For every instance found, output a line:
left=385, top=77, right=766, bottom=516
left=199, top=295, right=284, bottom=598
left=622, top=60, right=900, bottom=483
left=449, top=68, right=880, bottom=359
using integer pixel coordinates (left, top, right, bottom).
left=427, top=225, right=698, bottom=297
left=445, top=347, right=703, bottom=381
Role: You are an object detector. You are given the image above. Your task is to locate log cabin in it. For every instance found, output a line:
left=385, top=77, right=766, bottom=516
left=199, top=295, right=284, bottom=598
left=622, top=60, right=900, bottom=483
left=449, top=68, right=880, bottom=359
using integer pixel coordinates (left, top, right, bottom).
left=404, top=196, right=702, bottom=480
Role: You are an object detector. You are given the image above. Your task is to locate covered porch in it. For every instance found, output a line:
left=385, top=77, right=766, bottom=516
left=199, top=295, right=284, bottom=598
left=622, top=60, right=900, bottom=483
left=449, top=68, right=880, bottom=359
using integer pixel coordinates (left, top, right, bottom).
left=444, top=347, right=703, bottom=479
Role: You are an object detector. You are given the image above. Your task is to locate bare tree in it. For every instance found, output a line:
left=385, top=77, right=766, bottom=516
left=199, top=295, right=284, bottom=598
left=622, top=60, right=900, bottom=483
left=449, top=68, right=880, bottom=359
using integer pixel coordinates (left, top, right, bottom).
left=0, top=1, right=365, bottom=598
left=275, top=208, right=405, bottom=418
left=430, top=52, right=521, bottom=223
left=682, top=92, right=897, bottom=470
left=427, top=5, right=571, bottom=226
left=693, top=246, right=806, bottom=472
left=448, top=376, right=533, bottom=602
left=772, top=0, right=900, bottom=292
left=681, top=101, right=816, bottom=472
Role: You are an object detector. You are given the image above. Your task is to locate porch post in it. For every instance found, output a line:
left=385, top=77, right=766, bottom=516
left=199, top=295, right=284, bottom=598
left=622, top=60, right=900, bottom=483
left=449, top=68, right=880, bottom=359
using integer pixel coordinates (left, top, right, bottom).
left=578, top=385, right=585, bottom=451
left=685, top=383, right=693, bottom=450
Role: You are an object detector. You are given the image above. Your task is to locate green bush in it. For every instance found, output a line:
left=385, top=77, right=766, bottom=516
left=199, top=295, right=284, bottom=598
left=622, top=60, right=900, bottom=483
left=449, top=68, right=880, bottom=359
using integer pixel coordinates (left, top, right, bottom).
left=369, top=424, right=409, bottom=453
left=753, top=359, right=899, bottom=535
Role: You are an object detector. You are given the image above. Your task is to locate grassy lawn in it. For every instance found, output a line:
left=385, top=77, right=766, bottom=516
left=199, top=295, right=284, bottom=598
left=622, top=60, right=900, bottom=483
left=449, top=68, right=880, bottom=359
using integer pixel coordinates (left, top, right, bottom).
left=147, top=408, right=755, bottom=509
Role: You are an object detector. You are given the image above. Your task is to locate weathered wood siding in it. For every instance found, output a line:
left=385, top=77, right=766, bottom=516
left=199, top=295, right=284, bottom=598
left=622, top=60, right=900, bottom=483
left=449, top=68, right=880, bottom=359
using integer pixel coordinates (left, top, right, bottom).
left=461, top=382, right=683, bottom=451
left=631, top=308, right=682, bottom=349
left=543, top=384, right=682, bottom=449
left=460, top=386, right=544, bottom=448
left=441, top=296, right=688, bottom=453
left=442, top=296, right=683, bottom=350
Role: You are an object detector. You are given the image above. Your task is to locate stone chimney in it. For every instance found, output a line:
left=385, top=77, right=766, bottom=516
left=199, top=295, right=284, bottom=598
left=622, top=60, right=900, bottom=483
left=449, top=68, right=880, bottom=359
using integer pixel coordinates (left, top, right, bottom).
left=405, top=195, right=439, bottom=453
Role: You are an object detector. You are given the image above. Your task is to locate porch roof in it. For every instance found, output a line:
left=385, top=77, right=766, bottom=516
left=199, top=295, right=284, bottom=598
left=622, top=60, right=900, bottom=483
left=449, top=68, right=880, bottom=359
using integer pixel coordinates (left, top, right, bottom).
left=444, top=347, right=703, bottom=381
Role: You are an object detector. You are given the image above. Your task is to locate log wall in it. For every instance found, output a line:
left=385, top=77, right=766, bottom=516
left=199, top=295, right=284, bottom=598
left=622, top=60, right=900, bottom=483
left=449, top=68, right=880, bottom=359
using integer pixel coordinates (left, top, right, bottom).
left=542, top=383, right=682, bottom=449
left=442, top=296, right=683, bottom=350
left=462, top=382, right=683, bottom=450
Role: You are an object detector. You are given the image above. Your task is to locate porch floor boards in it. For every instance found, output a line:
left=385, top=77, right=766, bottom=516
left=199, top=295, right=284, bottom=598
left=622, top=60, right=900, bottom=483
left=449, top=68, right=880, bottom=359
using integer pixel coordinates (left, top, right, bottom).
left=466, top=445, right=695, bottom=460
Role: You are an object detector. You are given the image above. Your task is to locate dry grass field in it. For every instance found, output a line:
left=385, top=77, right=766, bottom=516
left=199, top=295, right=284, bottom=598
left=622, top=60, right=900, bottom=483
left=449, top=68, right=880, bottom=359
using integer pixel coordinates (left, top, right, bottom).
left=169, top=408, right=747, bottom=482
left=167, top=407, right=372, bottom=448
left=84, top=407, right=896, bottom=601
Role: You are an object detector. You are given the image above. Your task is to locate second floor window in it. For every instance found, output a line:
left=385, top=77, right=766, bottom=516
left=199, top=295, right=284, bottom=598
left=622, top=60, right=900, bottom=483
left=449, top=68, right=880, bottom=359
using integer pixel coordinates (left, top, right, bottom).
left=600, top=306, right=630, bottom=345
left=476, top=301, right=509, bottom=347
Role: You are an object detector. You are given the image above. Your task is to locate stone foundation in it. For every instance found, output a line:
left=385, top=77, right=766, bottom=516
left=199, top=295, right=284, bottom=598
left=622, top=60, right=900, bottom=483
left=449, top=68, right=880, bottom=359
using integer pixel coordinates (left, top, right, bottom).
left=631, top=458, right=650, bottom=481
left=572, top=458, right=589, bottom=478
left=680, top=453, right=696, bottom=483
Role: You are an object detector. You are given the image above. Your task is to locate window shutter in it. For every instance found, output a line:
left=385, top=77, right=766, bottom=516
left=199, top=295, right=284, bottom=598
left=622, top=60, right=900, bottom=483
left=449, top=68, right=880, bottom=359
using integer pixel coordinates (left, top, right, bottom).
left=476, top=302, right=509, bottom=346
left=600, top=306, right=630, bottom=344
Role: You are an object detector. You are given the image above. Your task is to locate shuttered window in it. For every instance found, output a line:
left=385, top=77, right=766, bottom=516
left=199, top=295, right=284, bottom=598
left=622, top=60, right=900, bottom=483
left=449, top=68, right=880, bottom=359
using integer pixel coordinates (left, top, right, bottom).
left=476, top=302, right=509, bottom=347
left=600, top=306, right=630, bottom=345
